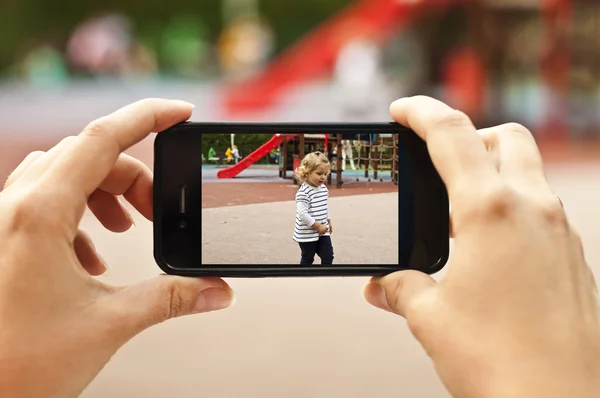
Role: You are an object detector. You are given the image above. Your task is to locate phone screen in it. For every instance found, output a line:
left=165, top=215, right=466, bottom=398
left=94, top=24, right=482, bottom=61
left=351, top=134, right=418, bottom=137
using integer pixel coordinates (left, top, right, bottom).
left=154, top=123, right=448, bottom=277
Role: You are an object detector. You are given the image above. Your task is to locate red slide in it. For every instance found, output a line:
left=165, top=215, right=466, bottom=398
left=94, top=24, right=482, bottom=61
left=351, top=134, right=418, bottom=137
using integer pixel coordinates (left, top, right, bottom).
left=217, top=134, right=298, bottom=179
left=220, top=0, right=448, bottom=116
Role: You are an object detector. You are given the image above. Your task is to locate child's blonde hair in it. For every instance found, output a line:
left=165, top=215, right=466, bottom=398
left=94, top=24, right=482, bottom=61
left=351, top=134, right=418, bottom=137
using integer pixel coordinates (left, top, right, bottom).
left=294, top=151, right=330, bottom=184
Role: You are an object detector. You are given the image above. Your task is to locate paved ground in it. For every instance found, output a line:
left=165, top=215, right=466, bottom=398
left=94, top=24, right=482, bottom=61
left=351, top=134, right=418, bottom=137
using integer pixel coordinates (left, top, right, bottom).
left=202, top=181, right=398, bottom=209
left=201, top=165, right=399, bottom=209
left=202, top=193, right=398, bottom=264
left=201, top=164, right=399, bottom=264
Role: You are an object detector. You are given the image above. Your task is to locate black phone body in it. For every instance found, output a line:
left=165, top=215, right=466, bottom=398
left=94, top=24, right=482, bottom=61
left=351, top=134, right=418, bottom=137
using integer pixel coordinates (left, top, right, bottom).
left=153, top=122, right=449, bottom=277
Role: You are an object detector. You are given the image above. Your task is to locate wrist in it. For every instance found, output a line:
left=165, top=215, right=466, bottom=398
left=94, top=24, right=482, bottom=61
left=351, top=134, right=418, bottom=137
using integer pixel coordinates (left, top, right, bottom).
left=466, top=349, right=600, bottom=398
left=0, top=351, right=64, bottom=398
left=484, top=370, right=600, bottom=398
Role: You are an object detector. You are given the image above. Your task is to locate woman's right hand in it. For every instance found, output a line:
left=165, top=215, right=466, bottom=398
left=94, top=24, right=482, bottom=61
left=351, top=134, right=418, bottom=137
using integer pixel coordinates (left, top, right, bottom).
left=363, top=96, right=600, bottom=398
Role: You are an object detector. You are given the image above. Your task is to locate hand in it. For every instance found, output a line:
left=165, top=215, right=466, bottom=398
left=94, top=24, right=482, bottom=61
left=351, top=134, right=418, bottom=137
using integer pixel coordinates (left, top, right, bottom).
left=318, top=224, right=328, bottom=235
left=328, top=223, right=333, bottom=235
left=0, top=99, right=236, bottom=397
left=363, top=96, right=600, bottom=398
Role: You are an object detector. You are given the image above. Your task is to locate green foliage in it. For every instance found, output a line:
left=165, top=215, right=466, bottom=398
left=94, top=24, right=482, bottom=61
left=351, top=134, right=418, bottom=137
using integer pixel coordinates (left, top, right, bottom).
left=260, top=0, right=350, bottom=54
left=201, top=133, right=274, bottom=164
left=0, top=0, right=353, bottom=75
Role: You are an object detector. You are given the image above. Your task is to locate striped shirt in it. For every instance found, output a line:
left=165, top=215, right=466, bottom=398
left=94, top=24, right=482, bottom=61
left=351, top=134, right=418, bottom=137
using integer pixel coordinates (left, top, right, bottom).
left=293, top=182, right=330, bottom=243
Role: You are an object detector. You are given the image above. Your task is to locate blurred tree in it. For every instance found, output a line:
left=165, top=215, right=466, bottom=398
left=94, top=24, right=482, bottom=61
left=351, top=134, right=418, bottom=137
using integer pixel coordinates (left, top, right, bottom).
left=201, top=133, right=273, bottom=164
left=260, top=0, right=349, bottom=54
left=160, top=15, right=211, bottom=77
left=21, top=44, right=69, bottom=87
left=0, top=0, right=354, bottom=77
left=0, top=0, right=222, bottom=75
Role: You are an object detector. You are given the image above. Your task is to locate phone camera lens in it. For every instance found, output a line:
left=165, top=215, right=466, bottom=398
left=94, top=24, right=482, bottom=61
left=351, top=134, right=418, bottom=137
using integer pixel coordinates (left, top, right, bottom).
left=178, top=220, right=187, bottom=229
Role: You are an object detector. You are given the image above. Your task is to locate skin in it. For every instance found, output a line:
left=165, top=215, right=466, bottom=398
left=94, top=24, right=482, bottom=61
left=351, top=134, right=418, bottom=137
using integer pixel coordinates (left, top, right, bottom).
left=0, top=96, right=598, bottom=398
left=306, top=163, right=330, bottom=187
left=0, top=99, right=235, bottom=397
left=363, top=96, right=600, bottom=398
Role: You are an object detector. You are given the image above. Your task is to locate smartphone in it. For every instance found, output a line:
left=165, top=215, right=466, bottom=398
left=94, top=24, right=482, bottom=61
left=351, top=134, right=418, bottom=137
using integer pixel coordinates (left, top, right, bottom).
left=153, top=122, right=449, bottom=277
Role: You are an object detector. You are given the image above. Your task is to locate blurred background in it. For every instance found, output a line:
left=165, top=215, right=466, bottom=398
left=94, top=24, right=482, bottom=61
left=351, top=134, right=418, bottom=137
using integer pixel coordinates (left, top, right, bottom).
left=2, top=0, right=600, bottom=132
left=2, top=0, right=600, bottom=397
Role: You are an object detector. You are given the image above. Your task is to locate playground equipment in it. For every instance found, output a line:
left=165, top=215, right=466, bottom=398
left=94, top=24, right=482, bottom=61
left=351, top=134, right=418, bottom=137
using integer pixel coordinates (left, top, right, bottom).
left=331, top=134, right=399, bottom=187
left=341, top=134, right=398, bottom=183
left=220, top=0, right=574, bottom=141
left=217, top=132, right=399, bottom=188
left=279, top=134, right=335, bottom=184
left=279, top=133, right=399, bottom=188
left=216, top=133, right=299, bottom=179
left=221, top=0, right=424, bottom=115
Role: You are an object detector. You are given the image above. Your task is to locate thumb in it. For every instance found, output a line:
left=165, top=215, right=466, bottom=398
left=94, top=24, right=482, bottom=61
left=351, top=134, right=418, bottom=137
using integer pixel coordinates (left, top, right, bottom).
left=105, top=275, right=235, bottom=342
left=363, top=270, right=436, bottom=318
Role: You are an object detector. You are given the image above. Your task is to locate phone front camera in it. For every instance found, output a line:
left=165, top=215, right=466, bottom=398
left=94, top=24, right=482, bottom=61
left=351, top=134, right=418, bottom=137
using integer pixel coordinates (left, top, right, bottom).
left=178, top=220, right=187, bottom=229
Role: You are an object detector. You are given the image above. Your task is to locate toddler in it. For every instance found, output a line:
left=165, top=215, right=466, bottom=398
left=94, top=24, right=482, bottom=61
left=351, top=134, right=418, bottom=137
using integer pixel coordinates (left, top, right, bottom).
left=293, top=152, right=334, bottom=264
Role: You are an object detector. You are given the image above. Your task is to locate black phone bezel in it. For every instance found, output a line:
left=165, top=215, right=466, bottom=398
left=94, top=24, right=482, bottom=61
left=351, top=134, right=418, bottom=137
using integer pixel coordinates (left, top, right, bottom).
left=153, top=122, right=449, bottom=277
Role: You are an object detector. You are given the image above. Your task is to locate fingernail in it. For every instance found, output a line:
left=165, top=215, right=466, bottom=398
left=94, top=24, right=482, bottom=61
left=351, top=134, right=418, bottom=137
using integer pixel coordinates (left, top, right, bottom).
left=178, top=100, right=196, bottom=109
left=365, top=283, right=392, bottom=312
left=194, top=288, right=235, bottom=313
left=168, top=99, right=196, bottom=109
left=100, top=256, right=110, bottom=276
left=126, top=213, right=136, bottom=229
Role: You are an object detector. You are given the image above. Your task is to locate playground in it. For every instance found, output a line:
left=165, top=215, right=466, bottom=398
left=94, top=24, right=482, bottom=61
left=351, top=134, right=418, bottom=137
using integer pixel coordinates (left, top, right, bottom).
left=201, top=133, right=400, bottom=264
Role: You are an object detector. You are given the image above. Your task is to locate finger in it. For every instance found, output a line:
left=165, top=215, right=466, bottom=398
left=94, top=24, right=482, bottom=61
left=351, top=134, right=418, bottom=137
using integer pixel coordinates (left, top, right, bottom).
left=86, top=152, right=153, bottom=232
left=3, top=151, right=46, bottom=190
left=36, top=98, right=193, bottom=234
left=56, top=98, right=193, bottom=197
left=98, top=153, right=154, bottom=221
left=16, top=136, right=79, bottom=186
left=23, top=150, right=153, bottom=222
left=87, top=189, right=134, bottom=233
left=105, top=276, right=235, bottom=344
left=390, top=96, right=499, bottom=197
left=363, top=270, right=436, bottom=318
left=19, top=150, right=147, bottom=233
left=73, top=229, right=107, bottom=276
left=569, top=229, right=597, bottom=297
left=477, top=123, right=548, bottom=193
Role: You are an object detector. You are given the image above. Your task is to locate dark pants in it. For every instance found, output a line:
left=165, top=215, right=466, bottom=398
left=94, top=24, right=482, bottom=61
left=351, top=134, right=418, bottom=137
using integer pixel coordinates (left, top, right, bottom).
left=298, top=236, right=334, bottom=265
